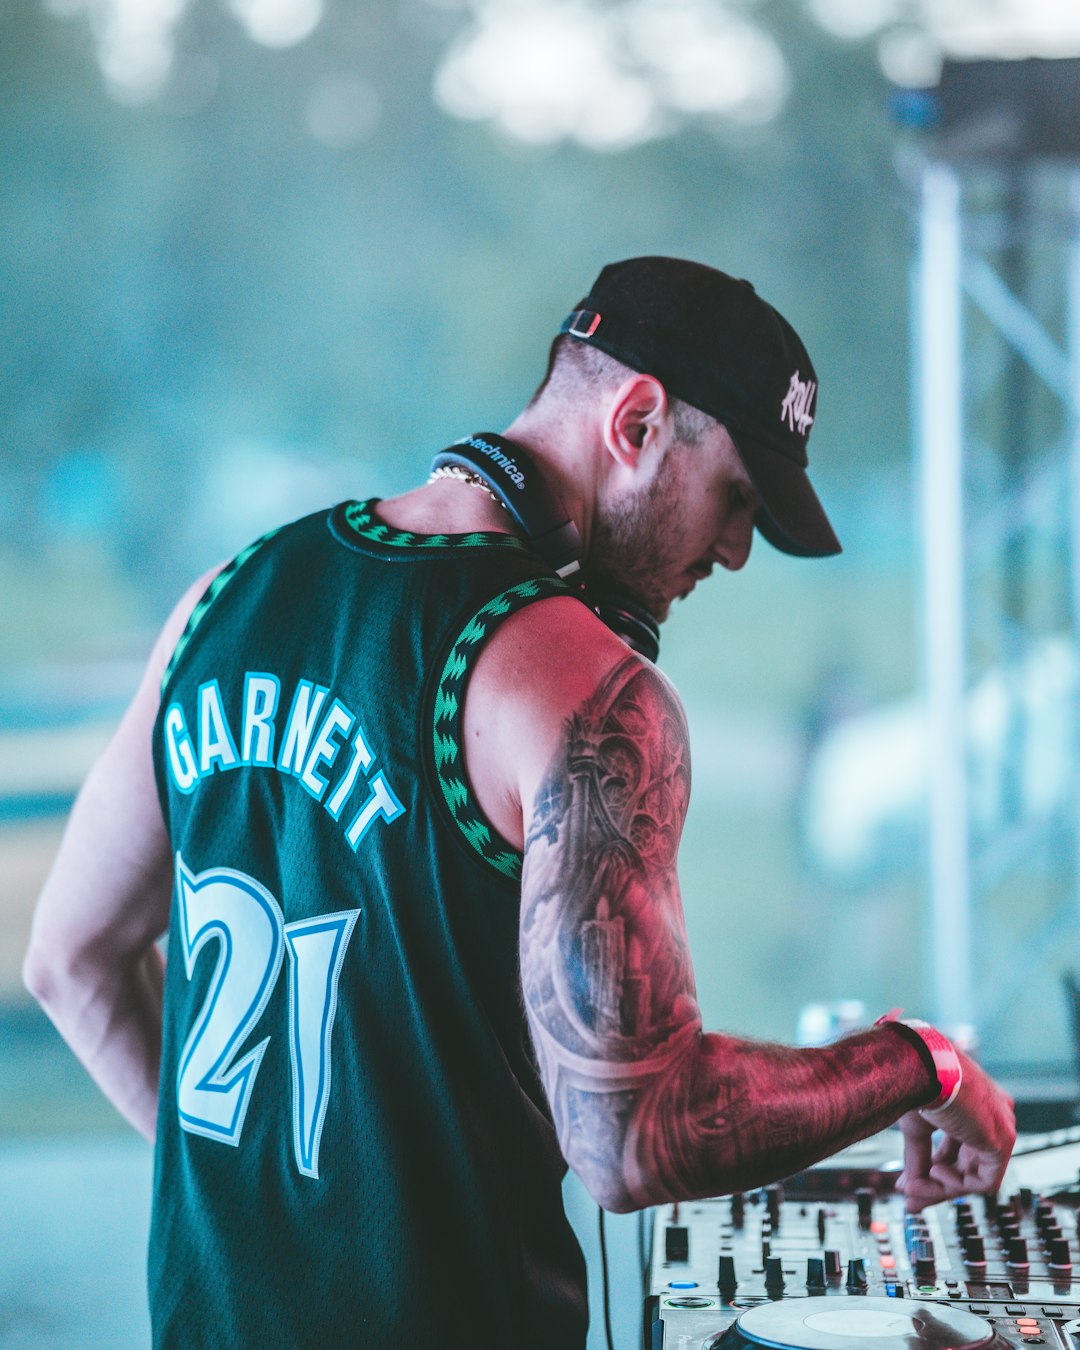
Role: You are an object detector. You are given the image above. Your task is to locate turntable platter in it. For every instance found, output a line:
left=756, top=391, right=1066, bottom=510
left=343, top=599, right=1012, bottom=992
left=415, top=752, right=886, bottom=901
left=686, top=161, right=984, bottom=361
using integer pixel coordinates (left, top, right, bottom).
left=715, top=1296, right=1000, bottom=1350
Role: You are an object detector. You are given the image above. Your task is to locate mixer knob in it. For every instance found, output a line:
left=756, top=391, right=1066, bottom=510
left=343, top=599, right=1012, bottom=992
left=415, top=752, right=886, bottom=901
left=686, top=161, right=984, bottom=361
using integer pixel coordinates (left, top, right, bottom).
left=963, top=1235, right=986, bottom=1266
left=766, top=1184, right=783, bottom=1228
left=1019, top=1187, right=1034, bottom=1213
left=1043, top=1221, right=1065, bottom=1243
left=824, top=1249, right=842, bottom=1280
left=998, top=1217, right=1020, bottom=1241
left=1049, top=1238, right=1073, bottom=1271
left=730, top=1192, right=745, bottom=1229
left=1036, top=1199, right=1055, bottom=1227
left=816, top=1207, right=827, bottom=1243
left=718, top=1254, right=737, bottom=1293
left=765, top=1256, right=785, bottom=1293
left=846, top=1257, right=868, bottom=1292
left=855, top=1188, right=874, bottom=1230
left=913, top=1238, right=936, bottom=1285
left=984, top=1192, right=999, bottom=1220
left=806, top=1257, right=826, bottom=1291
left=1006, top=1238, right=1029, bottom=1268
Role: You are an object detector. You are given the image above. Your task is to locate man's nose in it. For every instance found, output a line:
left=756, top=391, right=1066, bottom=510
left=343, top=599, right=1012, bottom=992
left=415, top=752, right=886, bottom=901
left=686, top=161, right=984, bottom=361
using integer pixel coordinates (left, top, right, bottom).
left=715, top=522, right=753, bottom=572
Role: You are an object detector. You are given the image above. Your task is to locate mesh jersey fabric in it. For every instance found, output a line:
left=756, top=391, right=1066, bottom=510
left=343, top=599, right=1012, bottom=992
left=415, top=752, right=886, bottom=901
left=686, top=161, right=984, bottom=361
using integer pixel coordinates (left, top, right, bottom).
left=148, top=500, right=589, bottom=1349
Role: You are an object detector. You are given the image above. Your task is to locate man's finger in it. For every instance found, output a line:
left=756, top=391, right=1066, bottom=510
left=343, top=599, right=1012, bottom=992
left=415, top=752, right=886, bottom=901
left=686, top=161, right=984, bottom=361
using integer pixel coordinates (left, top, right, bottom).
left=902, top=1119, right=933, bottom=1188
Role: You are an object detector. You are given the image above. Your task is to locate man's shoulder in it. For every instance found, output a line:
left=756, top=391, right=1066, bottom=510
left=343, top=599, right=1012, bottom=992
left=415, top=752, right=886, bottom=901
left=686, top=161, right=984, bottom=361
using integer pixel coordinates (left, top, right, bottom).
left=461, top=592, right=687, bottom=851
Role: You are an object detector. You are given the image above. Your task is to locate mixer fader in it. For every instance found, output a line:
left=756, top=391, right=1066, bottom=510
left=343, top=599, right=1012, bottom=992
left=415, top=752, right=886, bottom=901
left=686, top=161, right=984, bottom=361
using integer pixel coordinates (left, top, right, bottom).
left=646, top=1150, right=1080, bottom=1349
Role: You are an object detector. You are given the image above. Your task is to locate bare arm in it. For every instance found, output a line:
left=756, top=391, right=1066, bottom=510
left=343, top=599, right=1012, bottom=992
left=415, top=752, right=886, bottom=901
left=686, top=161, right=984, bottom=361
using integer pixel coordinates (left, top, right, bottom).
left=511, top=648, right=1014, bottom=1212
left=23, top=566, right=221, bottom=1140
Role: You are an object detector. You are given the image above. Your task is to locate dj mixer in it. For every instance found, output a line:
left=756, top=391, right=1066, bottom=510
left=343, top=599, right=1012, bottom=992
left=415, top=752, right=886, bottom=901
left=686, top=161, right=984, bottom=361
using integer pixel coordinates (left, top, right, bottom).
left=646, top=1129, right=1080, bottom=1348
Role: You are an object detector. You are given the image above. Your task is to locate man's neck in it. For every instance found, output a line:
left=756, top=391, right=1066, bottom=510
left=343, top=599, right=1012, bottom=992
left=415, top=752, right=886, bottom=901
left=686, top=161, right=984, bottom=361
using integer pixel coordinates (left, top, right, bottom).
left=374, top=474, right=519, bottom=539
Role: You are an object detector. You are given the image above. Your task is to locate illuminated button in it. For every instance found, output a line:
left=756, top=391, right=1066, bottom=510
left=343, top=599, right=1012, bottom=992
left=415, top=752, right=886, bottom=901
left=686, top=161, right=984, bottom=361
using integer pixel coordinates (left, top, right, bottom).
left=1017, top=1320, right=1039, bottom=1328
left=880, top=1256, right=896, bottom=1270
left=871, top=1221, right=888, bottom=1234
left=669, top=1281, right=698, bottom=1289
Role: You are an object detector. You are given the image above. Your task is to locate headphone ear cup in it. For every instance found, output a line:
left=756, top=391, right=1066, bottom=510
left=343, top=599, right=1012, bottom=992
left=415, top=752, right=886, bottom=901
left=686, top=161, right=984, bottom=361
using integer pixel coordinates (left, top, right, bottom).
left=585, top=586, right=661, bottom=664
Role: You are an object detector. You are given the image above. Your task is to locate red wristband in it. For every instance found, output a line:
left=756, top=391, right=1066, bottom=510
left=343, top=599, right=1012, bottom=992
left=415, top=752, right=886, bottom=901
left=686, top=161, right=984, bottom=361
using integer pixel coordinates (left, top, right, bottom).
left=876, top=1009, right=963, bottom=1110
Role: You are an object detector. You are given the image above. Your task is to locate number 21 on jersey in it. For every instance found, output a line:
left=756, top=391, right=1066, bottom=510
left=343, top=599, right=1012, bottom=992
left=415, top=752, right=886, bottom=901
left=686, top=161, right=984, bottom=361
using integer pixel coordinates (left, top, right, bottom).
left=173, top=853, right=358, bottom=1180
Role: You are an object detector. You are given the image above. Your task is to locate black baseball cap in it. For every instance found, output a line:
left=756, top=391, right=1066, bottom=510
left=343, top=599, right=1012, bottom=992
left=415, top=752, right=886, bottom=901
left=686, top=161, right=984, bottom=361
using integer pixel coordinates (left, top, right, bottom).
left=560, top=256, right=841, bottom=558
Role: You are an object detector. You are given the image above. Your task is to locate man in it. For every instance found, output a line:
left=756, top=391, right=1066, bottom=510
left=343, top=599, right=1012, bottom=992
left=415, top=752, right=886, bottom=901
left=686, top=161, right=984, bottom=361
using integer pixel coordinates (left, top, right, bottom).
left=25, top=257, right=1015, bottom=1348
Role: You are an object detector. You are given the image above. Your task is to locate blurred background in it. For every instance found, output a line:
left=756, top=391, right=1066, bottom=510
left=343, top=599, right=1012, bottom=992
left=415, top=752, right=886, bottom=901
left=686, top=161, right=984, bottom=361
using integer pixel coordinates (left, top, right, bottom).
left=1, top=0, right=1079, bottom=1345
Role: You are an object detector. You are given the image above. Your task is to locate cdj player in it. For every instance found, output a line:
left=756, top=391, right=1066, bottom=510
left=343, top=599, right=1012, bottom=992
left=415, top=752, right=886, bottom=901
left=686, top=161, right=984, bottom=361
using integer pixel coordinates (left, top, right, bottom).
left=646, top=1130, right=1080, bottom=1349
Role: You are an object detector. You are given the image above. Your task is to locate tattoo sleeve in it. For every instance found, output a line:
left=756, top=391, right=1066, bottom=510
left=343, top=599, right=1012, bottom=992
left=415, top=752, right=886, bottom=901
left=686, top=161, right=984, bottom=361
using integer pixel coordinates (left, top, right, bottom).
left=519, top=656, right=933, bottom=1211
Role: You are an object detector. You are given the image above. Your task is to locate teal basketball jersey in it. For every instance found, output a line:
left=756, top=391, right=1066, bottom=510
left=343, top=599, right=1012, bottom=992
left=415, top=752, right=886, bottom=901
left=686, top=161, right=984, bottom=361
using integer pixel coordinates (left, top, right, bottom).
left=149, top=500, right=588, bottom=1348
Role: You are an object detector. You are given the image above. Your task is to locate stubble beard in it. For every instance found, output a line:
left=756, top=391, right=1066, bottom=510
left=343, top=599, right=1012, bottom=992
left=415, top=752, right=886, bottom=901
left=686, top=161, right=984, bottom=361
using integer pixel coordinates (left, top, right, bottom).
left=587, top=448, right=688, bottom=625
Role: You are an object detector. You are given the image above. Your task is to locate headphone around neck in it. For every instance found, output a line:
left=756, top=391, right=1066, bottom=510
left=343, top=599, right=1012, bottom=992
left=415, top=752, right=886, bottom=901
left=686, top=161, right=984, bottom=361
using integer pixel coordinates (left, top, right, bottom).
left=429, top=432, right=661, bottom=664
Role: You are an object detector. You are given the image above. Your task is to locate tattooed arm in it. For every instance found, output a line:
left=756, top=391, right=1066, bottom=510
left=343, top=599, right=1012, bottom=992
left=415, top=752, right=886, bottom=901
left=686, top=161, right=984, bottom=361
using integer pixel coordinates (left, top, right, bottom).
left=466, top=604, right=1015, bottom=1212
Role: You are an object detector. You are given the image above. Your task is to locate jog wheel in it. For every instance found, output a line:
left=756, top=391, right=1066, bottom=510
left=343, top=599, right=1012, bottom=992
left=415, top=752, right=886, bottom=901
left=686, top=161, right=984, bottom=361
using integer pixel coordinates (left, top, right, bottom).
left=709, top=1296, right=1007, bottom=1349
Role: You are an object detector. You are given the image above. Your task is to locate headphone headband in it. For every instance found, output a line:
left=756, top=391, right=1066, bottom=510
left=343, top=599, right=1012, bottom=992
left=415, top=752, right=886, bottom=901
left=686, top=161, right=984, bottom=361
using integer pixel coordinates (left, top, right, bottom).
left=429, top=432, right=660, bottom=663
left=431, top=434, right=581, bottom=579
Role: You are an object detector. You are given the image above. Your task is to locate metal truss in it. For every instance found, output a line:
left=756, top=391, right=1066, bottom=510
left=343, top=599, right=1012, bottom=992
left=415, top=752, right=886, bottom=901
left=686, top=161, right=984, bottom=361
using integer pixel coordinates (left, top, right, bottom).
left=915, top=156, right=1080, bottom=1057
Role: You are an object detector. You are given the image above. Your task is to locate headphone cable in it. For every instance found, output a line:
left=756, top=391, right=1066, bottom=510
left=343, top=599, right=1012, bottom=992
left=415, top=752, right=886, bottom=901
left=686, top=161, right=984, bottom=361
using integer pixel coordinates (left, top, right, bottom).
left=598, top=1206, right=615, bottom=1350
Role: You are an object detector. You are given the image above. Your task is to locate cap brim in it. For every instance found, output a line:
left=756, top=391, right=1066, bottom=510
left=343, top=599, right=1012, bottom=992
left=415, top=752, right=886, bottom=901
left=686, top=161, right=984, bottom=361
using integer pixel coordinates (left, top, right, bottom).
left=733, top=436, right=842, bottom=559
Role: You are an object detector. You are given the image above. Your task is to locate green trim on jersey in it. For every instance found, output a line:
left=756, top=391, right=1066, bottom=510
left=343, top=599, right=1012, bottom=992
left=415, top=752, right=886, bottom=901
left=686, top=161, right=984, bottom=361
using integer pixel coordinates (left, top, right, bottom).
left=342, top=498, right=534, bottom=555
left=433, top=576, right=571, bottom=880
left=160, top=526, right=281, bottom=694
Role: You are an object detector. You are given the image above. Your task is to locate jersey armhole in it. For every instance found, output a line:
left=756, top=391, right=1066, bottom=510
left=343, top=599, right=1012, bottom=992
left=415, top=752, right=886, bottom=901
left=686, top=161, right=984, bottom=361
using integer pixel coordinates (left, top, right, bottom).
left=426, top=575, right=575, bottom=883
left=160, top=525, right=282, bottom=697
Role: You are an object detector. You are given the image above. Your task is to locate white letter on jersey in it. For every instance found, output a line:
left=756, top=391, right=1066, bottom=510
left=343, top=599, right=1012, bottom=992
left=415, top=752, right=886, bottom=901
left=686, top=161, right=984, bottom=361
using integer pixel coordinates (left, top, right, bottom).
left=164, top=703, right=199, bottom=794
left=323, top=725, right=375, bottom=822
left=277, top=680, right=329, bottom=777
left=300, top=699, right=355, bottom=801
left=344, top=770, right=406, bottom=850
left=198, top=680, right=240, bottom=776
left=241, top=673, right=280, bottom=766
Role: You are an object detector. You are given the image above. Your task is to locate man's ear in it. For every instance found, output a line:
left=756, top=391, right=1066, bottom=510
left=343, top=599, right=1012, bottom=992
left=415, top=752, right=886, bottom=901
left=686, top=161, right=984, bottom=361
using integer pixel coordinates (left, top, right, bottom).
left=602, top=373, right=670, bottom=471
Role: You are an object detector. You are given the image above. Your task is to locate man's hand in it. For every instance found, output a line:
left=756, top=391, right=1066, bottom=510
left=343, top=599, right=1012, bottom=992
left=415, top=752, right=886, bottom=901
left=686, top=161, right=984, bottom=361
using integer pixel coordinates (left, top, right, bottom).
left=896, top=1050, right=1016, bottom=1210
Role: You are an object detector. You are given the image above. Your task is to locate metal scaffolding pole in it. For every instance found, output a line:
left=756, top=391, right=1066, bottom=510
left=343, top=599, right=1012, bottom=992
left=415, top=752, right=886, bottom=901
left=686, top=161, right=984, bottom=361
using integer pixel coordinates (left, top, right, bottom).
left=1069, top=174, right=1080, bottom=928
left=917, top=162, right=973, bottom=1030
